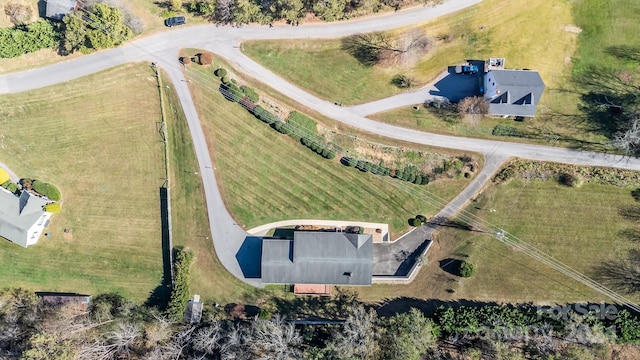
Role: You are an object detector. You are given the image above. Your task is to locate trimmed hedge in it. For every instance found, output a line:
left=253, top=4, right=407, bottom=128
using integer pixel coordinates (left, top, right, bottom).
left=1, top=181, right=19, bottom=195
left=43, top=203, right=61, bottom=213
left=166, top=248, right=194, bottom=321
left=31, top=180, right=61, bottom=201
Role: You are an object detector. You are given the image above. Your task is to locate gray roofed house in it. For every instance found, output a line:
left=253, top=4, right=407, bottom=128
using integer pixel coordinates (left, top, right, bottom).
left=483, top=69, right=545, bottom=117
left=45, top=0, right=78, bottom=21
left=261, top=231, right=373, bottom=286
left=0, top=188, right=52, bottom=247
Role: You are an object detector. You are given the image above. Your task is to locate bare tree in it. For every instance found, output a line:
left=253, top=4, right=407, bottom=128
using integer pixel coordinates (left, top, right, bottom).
left=342, top=29, right=433, bottom=67
left=327, top=306, right=379, bottom=359
left=247, top=315, right=302, bottom=359
left=216, top=0, right=236, bottom=24
left=613, top=115, right=640, bottom=155
left=192, top=319, right=225, bottom=355
left=4, top=2, right=33, bottom=26
left=457, top=96, right=489, bottom=116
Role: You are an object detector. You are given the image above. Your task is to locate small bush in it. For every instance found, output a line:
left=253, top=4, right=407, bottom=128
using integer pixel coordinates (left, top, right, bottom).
left=221, top=83, right=243, bottom=102
left=410, top=218, right=422, bottom=227
left=240, top=85, right=259, bottom=103
left=220, top=76, right=230, bottom=85
left=391, top=74, right=416, bottom=88
left=560, top=172, right=583, bottom=188
left=415, top=214, right=427, bottom=223
left=198, top=52, right=213, bottom=65
left=31, top=180, right=61, bottom=201
left=458, top=260, right=475, bottom=278
left=421, top=176, right=430, bottom=185
left=215, top=68, right=227, bottom=77
left=43, top=203, right=61, bottom=213
left=341, top=157, right=358, bottom=167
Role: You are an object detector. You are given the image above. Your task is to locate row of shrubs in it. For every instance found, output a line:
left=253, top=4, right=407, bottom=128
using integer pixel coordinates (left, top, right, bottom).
left=21, top=178, right=62, bottom=201
left=217, top=69, right=338, bottom=163
left=0, top=180, right=19, bottom=195
left=492, top=125, right=527, bottom=138
left=341, top=157, right=430, bottom=185
left=493, top=159, right=640, bottom=188
left=166, top=248, right=194, bottom=321
left=301, top=136, right=337, bottom=159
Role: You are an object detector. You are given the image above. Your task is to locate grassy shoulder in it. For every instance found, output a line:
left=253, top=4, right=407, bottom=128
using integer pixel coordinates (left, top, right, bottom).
left=160, top=70, right=266, bottom=304
left=183, top=53, right=475, bottom=238
left=357, top=170, right=640, bottom=304
left=242, top=0, right=577, bottom=106
left=0, top=63, right=165, bottom=301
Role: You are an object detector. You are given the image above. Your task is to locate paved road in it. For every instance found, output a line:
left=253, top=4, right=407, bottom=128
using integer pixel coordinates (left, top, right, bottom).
left=3, top=0, right=640, bottom=286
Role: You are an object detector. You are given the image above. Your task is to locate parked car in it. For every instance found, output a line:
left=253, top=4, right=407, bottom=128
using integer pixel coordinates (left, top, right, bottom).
left=455, top=64, right=479, bottom=75
left=165, top=16, right=186, bottom=27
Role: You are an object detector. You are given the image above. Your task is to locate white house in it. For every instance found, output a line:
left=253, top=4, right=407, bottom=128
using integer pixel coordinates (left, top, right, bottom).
left=0, top=188, right=52, bottom=247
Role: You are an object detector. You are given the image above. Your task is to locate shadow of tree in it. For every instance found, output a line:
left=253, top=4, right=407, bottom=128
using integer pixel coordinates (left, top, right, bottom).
left=341, top=34, right=380, bottom=67
left=594, top=251, right=640, bottom=294
left=605, top=45, right=640, bottom=63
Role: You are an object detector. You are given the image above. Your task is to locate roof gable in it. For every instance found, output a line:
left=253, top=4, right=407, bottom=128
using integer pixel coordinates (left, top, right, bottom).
left=487, top=69, right=545, bottom=117
left=0, top=188, right=48, bottom=247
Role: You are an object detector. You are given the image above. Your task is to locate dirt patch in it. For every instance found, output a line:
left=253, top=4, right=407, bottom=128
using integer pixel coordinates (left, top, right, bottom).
left=564, top=25, right=583, bottom=34
left=611, top=345, right=640, bottom=360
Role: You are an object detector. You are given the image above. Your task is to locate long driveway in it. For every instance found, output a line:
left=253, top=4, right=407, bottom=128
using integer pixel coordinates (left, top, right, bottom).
left=3, top=0, right=640, bottom=286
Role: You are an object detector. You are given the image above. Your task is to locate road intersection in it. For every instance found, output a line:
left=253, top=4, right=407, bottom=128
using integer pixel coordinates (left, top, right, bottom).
left=2, top=0, right=640, bottom=286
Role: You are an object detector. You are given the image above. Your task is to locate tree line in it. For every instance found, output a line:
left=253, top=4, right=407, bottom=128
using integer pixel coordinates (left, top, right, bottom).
left=1, top=1, right=142, bottom=58
left=2, top=285, right=640, bottom=359
left=184, top=0, right=444, bottom=25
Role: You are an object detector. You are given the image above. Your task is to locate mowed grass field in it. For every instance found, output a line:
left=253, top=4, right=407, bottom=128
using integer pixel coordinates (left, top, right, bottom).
left=185, top=63, right=471, bottom=238
left=0, top=63, right=165, bottom=302
left=242, top=0, right=577, bottom=106
left=357, top=179, right=640, bottom=304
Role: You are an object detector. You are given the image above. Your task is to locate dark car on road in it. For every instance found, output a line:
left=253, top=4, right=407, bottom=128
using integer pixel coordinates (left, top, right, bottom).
left=165, top=16, right=186, bottom=27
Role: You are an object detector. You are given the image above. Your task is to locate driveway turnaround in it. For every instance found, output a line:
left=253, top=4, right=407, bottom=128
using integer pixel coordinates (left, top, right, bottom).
left=3, top=0, right=640, bottom=287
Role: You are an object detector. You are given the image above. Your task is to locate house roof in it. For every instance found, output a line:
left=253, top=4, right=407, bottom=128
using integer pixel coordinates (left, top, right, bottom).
left=45, top=0, right=77, bottom=21
left=487, top=69, right=545, bottom=117
left=0, top=188, right=49, bottom=247
left=261, top=231, right=373, bottom=285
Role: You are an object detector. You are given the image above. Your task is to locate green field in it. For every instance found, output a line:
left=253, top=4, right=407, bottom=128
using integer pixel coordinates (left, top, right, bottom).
left=357, top=178, right=640, bottom=304
left=184, top=60, right=472, bottom=238
left=243, top=0, right=577, bottom=106
left=0, top=63, right=165, bottom=301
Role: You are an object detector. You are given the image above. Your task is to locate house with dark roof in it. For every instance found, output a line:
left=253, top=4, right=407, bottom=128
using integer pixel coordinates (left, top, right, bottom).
left=0, top=188, right=52, bottom=247
left=45, top=0, right=78, bottom=21
left=261, top=231, right=373, bottom=286
left=483, top=69, right=545, bottom=117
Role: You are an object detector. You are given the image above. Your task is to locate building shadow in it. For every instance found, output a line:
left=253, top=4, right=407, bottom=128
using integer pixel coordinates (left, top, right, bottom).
left=428, top=66, right=482, bottom=102
left=145, top=187, right=173, bottom=309
left=236, top=236, right=263, bottom=278
left=393, top=239, right=431, bottom=276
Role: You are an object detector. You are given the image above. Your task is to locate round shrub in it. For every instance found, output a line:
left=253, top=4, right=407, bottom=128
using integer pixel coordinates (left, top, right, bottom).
left=407, top=174, right=416, bottom=183
left=31, top=180, right=61, bottom=201
left=458, top=260, right=475, bottom=278
left=560, top=172, right=583, bottom=188
left=415, top=214, right=427, bottom=223
left=341, top=157, right=357, bottom=167
left=325, top=150, right=337, bottom=160
left=43, top=203, right=61, bottom=213
left=420, top=176, right=430, bottom=185
left=410, top=218, right=422, bottom=227
left=414, top=175, right=422, bottom=184
left=215, top=68, right=227, bottom=77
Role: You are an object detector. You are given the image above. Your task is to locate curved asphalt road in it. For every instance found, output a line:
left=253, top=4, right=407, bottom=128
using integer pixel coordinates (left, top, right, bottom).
left=2, top=0, right=640, bottom=286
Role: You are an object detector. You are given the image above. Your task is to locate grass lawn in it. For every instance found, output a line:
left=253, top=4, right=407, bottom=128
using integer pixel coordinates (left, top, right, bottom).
left=184, top=59, right=472, bottom=238
left=572, top=0, right=640, bottom=72
left=0, top=63, right=165, bottom=302
left=242, top=0, right=577, bottom=106
left=357, top=179, right=640, bottom=305
left=160, top=70, right=267, bottom=304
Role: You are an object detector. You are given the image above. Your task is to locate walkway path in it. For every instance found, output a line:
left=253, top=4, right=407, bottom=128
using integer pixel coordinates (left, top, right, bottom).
left=2, top=0, right=640, bottom=286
